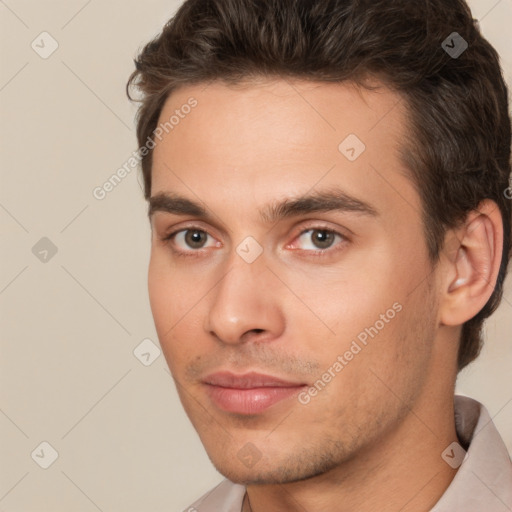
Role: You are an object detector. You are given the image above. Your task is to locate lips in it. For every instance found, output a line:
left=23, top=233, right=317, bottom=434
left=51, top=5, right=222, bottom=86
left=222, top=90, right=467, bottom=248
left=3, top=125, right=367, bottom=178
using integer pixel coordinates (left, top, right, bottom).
left=203, top=372, right=307, bottom=415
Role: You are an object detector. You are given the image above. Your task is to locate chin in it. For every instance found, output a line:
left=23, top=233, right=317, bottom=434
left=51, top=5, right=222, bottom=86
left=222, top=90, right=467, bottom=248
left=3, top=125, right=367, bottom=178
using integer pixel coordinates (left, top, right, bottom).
left=206, top=447, right=346, bottom=486
left=210, top=463, right=299, bottom=486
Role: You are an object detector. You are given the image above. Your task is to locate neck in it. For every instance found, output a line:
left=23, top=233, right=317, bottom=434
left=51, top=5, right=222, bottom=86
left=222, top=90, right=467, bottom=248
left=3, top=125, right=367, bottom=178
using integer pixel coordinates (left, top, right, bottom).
left=244, top=390, right=460, bottom=512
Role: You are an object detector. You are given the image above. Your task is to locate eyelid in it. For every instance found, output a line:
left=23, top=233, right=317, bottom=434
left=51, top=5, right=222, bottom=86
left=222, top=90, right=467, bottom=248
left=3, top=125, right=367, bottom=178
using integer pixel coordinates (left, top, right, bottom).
left=159, top=220, right=221, bottom=242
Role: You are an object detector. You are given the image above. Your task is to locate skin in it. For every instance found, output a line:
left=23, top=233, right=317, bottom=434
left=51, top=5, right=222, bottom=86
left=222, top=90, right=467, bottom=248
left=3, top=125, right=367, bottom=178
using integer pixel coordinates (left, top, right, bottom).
left=147, top=79, right=503, bottom=511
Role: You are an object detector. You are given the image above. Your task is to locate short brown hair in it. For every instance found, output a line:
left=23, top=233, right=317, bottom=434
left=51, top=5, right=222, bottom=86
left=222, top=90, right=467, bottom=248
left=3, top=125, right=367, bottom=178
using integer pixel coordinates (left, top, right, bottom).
left=126, top=0, right=512, bottom=371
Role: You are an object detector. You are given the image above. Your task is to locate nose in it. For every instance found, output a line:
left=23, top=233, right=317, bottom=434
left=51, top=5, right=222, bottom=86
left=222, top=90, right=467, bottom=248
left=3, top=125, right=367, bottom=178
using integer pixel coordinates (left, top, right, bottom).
left=204, top=251, right=285, bottom=345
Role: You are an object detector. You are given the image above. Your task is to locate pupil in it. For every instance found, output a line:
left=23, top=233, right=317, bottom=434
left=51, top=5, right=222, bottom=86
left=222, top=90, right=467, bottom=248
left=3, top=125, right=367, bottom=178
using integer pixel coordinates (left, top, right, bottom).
left=314, top=230, right=333, bottom=249
left=187, top=230, right=205, bottom=247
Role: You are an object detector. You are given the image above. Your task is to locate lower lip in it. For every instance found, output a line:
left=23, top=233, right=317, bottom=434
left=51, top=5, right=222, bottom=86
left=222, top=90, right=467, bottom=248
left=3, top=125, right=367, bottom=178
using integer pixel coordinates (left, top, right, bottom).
left=205, top=385, right=306, bottom=415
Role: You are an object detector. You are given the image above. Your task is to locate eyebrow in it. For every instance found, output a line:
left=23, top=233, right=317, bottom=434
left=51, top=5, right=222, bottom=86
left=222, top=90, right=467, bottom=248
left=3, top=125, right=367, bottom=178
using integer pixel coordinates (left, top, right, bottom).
left=148, top=187, right=378, bottom=224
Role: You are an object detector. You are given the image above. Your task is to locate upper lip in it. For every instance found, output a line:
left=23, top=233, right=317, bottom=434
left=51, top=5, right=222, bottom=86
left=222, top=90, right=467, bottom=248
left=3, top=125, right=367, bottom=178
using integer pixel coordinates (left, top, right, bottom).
left=203, top=371, right=306, bottom=389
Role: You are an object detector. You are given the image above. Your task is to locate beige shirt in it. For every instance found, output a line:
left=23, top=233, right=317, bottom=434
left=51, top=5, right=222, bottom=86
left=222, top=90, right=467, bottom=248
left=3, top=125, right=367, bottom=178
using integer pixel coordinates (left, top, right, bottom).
left=186, top=395, right=512, bottom=511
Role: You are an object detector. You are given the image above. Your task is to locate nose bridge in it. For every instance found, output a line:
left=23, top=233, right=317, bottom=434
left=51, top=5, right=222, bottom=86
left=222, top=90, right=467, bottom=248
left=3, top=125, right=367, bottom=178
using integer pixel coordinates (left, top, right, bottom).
left=205, top=247, right=283, bottom=344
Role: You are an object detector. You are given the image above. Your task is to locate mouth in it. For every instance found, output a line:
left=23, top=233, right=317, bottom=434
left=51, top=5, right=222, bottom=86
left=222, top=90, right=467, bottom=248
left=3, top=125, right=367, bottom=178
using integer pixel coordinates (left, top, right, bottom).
left=202, top=371, right=308, bottom=415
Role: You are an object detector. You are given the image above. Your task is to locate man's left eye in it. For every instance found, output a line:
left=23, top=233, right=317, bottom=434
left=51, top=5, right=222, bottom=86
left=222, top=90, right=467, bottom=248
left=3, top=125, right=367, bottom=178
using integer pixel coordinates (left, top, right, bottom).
left=293, top=229, right=345, bottom=251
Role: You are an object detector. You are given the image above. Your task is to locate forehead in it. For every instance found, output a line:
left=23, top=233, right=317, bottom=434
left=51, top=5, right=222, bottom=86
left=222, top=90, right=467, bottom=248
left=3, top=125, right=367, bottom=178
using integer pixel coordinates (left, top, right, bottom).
left=150, top=78, right=421, bottom=227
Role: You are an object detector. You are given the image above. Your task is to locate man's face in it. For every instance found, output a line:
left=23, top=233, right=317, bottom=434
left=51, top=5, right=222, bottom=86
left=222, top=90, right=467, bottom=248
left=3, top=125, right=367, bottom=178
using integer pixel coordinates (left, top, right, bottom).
left=148, top=79, right=441, bottom=484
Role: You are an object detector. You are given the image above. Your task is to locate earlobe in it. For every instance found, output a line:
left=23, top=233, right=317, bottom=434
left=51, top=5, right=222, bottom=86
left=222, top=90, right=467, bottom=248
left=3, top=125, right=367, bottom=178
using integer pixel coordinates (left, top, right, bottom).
left=440, top=200, right=503, bottom=327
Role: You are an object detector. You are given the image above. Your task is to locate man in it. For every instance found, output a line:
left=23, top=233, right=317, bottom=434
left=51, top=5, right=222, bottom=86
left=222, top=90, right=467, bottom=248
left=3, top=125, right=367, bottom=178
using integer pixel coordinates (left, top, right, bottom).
left=126, top=0, right=512, bottom=510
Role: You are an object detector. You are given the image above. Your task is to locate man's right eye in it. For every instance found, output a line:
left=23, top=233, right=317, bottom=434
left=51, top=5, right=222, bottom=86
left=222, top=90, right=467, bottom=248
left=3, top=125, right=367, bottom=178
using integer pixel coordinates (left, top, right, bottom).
left=161, top=228, right=220, bottom=256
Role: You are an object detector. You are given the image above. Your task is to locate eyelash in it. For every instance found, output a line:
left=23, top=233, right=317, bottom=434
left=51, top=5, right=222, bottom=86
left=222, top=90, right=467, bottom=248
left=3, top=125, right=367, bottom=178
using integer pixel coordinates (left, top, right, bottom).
left=159, top=225, right=348, bottom=259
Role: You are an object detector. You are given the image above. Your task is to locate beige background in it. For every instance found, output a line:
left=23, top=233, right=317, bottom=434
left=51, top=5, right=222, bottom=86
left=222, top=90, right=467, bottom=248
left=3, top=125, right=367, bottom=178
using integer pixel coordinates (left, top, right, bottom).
left=0, top=1, right=511, bottom=510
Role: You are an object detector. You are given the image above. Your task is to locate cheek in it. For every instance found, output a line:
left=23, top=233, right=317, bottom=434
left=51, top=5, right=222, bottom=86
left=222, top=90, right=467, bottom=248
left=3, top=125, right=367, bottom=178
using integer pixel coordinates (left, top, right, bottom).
left=147, top=251, right=195, bottom=329
left=299, top=295, right=435, bottom=442
left=277, top=255, right=403, bottom=355
left=148, top=255, right=170, bottom=331
left=148, top=253, right=211, bottom=372
left=148, top=256, right=183, bottom=359
left=287, top=254, right=432, bottom=397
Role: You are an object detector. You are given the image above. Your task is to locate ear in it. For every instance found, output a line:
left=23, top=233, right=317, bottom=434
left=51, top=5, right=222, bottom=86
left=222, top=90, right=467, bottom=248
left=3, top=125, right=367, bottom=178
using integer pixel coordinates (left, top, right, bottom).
left=439, top=199, right=504, bottom=327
